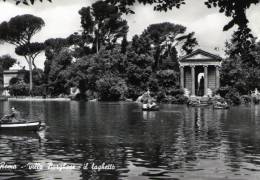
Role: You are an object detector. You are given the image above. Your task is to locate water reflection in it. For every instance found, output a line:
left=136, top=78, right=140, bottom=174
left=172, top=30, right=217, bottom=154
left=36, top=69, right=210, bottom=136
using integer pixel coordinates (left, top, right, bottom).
left=0, top=102, right=260, bottom=179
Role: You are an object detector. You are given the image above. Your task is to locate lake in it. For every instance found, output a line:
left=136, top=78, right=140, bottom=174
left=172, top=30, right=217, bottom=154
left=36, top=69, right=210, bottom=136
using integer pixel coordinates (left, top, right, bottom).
left=0, top=101, right=260, bottom=180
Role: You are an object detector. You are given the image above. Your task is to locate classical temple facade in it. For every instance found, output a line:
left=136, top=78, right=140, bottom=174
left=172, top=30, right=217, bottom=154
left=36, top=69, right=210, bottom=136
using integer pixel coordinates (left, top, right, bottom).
left=179, top=49, right=222, bottom=97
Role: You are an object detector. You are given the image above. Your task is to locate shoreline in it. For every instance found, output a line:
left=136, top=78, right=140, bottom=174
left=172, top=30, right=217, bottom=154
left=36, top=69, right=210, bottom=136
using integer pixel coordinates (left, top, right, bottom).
left=7, top=97, right=71, bottom=101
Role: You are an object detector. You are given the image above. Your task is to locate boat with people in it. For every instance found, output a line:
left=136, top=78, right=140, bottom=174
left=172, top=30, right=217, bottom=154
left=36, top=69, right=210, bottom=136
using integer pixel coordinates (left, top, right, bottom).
left=0, top=121, right=42, bottom=131
left=141, top=89, right=160, bottom=111
left=213, top=99, right=229, bottom=109
left=142, top=104, right=159, bottom=111
left=0, top=107, right=44, bottom=132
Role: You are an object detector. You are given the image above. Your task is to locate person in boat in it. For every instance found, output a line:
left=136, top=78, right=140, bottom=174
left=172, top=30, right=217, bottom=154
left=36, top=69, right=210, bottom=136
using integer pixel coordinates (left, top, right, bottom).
left=3, top=107, right=22, bottom=122
left=143, top=99, right=148, bottom=109
left=148, top=99, right=157, bottom=109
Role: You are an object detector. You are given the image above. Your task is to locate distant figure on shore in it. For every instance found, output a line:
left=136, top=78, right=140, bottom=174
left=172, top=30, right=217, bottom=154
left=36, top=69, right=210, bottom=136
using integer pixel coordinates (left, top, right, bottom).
left=3, top=107, right=22, bottom=122
left=254, top=88, right=259, bottom=95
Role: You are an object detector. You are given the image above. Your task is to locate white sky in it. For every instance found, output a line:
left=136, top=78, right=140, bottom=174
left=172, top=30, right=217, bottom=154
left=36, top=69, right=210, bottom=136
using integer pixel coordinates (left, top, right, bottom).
left=0, top=0, right=260, bottom=69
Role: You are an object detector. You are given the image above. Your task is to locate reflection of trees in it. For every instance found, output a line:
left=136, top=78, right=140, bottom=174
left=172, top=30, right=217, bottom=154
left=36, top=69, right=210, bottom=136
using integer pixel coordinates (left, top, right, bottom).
left=0, top=132, right=42, bottom=177
left=3, top=102, right=260, bottom=179
left=220, top=106, right=260, bottom=172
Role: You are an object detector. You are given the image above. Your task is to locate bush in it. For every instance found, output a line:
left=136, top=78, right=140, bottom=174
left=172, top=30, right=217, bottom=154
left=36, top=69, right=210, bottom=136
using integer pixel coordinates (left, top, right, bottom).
left=252, top=97, right=260, bottom=104
left=216, top=86, right=242, bottom=105
left=168, top=88, right=184, bottom=96
left=96, top=76, right=128, bottom=101
left=216, top=86, right=231, bottom=97
left=8, top=82, right=30, bottom=96
left=241, top=95, right=252, bottom=104
left=176, top=95, right=189, bottom=104
left=161, top=95, right=176, bottom=104
left=225, top=88, right=241, bottom=105
left=156, top=90, right=166, bottom=102
left=30, top=86, right=46, bottom=96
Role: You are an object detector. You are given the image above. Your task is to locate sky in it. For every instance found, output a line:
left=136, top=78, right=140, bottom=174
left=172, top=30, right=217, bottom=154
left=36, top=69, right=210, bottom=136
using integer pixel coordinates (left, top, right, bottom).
left=0, top=0, right=260, bottom=69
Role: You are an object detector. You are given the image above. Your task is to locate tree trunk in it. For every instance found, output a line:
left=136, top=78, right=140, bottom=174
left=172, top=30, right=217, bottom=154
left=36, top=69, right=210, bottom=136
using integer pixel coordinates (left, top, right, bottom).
left=0, top=61, right=3, bottom=95
left=29, top=58, right=33, bottom=93
left=32, top=58, right=37, bottom=69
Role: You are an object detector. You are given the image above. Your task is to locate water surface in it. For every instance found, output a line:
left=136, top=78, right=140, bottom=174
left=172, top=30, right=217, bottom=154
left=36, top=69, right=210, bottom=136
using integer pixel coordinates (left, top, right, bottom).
left=0, top=101, right=260, bottom=180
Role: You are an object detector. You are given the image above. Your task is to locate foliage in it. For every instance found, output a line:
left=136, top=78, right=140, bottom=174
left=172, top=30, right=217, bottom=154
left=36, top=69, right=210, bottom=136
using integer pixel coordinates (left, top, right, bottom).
left=125, top=49, right=154, bottom=88
left=216, top=86, right=241, bottom=105
left=121, top=36, right=128, bottom=54
left=105, top=0, right=186, bottom=13
left=96, top=75, right=128, bottom=101
left=9, top=77, right=20, bottom=85
left=0, top=54, right=17, bottom=70
left=5, top=0, right=260, bottom=35
left=156, top=69, right=179, bottom=88
left=205, top=0, right=259, bottom=31
left=0, top=14, right=44, bottom=46
left=3, top=0, right=52, bottom=5
left=221, top=38, right=260, bottom=94
left=8, top=80, right=30, bottom=96
left=241, top=95, right=252, bottom=104
left=15, top=42, right=45, bottom=69
left=0, top=14, right=45, bottom=91
left=141, top=22, right=197, bottom=64
left=46, top=48, right=73, bottom=96
left=79, top=1, right=129, bottom=53
left=24, top=68, right=45, bottom=86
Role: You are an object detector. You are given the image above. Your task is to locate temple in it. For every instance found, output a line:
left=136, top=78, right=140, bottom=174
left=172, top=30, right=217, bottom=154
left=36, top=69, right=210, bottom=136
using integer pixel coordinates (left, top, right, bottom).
left=179, top=49, right=222, bottom=97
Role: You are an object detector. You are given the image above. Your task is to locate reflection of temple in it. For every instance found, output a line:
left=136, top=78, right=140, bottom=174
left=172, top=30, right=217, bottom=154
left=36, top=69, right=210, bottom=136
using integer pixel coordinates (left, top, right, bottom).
left=179, top=49, right=222, bottom=97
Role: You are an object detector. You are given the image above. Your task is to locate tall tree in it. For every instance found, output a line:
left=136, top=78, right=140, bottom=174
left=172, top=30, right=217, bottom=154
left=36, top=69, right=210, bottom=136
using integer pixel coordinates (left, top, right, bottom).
left=140, top=22, right=197, bottom=69
left=79, top=0, right=129, bottom=54
left=0, top=14, right=45, bottom=91
left=15, top=42, right=45, bottom=69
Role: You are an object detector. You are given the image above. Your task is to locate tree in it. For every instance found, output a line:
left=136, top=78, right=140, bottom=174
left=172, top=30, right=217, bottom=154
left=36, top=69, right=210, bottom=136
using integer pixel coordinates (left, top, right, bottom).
left=221, top=36, right=260, bottom=94
left=5, top=0, right=259, bottom=31
left=15, top=42, right=45, bottom=69
left=3, top=0, right=52, bottom=5
left=106, top=0, right=259, bottom=30
left=0, top=14, right=45, bottom=91
left=78, top=1, right=129, bottom=54
left=140, top=22, right=197, bottom=69
left=0, top=54, right=17, bottom=70
left=47, top=48, right=73, bottom=96
left=43, top=38, right=70, bottom=82
left=120, top=36, right=128, bottom=54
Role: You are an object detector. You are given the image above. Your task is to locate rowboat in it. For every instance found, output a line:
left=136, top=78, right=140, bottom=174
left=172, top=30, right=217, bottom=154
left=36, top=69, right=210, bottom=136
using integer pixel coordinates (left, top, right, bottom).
left=213, top=104, right=229, bottom=109
left=0, top=121, right=42, bottom=131
left=142, top=105, right=159, bottom=111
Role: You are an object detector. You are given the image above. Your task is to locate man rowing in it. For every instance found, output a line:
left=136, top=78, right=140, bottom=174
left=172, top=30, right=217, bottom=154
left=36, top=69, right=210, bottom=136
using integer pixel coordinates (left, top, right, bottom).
left=1, top=107, right=22, bottom=123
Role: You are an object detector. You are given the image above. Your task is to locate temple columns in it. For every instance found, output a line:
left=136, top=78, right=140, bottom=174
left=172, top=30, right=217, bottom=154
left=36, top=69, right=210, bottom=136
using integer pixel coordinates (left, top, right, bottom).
left=191, top=66, right=195, bottom=96
left=180, top=66, right=184, bottom=89
left=204, top=65, right=208, bottom=96
left=216, top=65, right=220, bottom=89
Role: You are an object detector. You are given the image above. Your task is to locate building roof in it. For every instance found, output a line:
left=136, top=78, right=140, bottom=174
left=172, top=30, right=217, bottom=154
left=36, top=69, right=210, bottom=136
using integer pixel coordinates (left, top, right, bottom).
left=179, top=49, right=222, bottom=62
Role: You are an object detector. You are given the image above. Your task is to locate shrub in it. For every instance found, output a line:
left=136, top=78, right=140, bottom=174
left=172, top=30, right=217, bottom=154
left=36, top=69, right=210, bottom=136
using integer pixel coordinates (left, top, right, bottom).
left=8, top=82, right=30, bottom=96
left=96, top=76, right=128, bottom=101
left=241, top=95, right=252, bottom=104
left=156, top=90, right=166, bottom=103
left=216, top=86, right=231, bottom=97
left=176, top=95, right=189, bottom=104
left=225, top=88, right=241, bottom=105
left=168, top=88, right=184, bottom=96
left=252, top=97, right=260, bottom=104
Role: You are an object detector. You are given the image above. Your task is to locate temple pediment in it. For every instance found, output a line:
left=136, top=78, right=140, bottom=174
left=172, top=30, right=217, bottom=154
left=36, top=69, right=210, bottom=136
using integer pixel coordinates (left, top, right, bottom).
left=179, top=49, right=222, bottom=62
left=186, top=54, right=212, bottom=60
